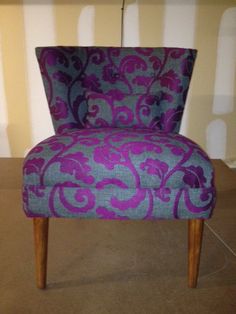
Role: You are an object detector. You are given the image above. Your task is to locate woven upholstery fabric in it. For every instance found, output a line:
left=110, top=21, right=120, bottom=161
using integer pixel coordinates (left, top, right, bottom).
left=85, top=92, right=160, bottom=129
left=36, top=46, right=197, bottom=134
left=22, top=46, right=216, bottom=220
left=23, top=128, right=216, bottom=219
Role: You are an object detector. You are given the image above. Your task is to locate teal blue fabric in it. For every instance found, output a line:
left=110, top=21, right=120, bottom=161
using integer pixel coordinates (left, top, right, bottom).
left=36, top=47, right=197, bottom=134
left=23, top=128, right=216, bottom=219
left=85, top=92, right=160, bottom=129
left=22, top=46, right=216, bottom=220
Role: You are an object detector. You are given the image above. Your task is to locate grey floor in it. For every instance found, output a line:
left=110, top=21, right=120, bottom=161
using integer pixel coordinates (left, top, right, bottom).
left=0, top=159, right=236, bottom=314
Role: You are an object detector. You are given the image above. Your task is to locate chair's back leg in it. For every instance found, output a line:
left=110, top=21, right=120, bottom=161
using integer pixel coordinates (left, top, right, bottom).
left=33, top=217, right=49, bottom=289
left=188, top=219, right=204, bottom=288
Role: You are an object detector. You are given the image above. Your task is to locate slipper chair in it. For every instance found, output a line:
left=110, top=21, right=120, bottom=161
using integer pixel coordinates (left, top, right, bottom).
left=22, top=46, right=216, bottom=289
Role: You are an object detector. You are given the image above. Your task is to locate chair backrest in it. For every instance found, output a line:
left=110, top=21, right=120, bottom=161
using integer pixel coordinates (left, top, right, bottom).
left=36, top=46, right=197, bottom=134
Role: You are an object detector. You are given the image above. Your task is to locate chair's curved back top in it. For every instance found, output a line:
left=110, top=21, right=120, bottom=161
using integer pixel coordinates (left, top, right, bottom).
left=36, top=46, right=197, bottom=134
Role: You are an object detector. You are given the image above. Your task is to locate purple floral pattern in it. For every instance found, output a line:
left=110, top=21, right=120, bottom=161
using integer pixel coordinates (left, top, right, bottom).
left=36, top=47, right=197, bottom=133
left=85, top=92, right=159, bottom=129
left=23, top=128, right=216, bottom=219
left=22, top=46, right=216, bottom=220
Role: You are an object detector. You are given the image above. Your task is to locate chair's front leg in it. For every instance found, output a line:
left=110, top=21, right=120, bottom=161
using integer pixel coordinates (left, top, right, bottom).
left=188, top=219, right=204, bottom=288
left=33, top=217, right=49, bottom=289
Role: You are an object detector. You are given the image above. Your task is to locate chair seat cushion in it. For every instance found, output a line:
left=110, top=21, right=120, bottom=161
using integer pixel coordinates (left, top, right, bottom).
left=23, top=128, right=216, bottom=219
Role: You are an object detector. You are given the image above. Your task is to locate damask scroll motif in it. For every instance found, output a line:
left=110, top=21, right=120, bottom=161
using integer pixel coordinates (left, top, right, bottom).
left=36, top=47, right=197, bottom=134
left=23, top=128, right=215, bottom=219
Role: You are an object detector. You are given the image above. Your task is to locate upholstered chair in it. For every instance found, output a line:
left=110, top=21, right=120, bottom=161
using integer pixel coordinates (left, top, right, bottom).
left=22, top=47, right=216, bottom=289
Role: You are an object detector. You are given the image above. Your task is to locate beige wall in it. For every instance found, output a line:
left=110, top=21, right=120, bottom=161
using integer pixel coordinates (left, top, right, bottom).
left=0, top=0, right=235, bottom=160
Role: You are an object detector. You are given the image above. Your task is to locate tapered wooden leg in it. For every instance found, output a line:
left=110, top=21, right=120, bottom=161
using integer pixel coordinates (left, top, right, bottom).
left=188, top=219, right=204, bottom=288
left=33, top=218, right=49, bottom=289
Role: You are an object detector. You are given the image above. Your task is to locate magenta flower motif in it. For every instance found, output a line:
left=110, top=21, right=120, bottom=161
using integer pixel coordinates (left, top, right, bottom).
left=160, top=92, right=174, bottom=103
left=46, top=53, right=57, bottom=66
left=165, top=48, right=185, bottom=59
left=111, top=189, right=146, bottom=210
left=82, top=74, right=100, bottom=90
left=49, top=142, right=65, bottom=151
left=132, top=75, right=152, bottom=87
left=114, top=106, right=134, bottom=125
left=183, top=166, right=207, bottom=188
left=74, top=189, right=95, bottom=213
left=102, top=65, right=119, bottom=84
left=166, top=143, right=184, bottom=156
left=50, top=97, right=68, bottom=120
left=86, top=104, right=99, bottom=118
left=52, top=71, right=72, bottom=85
left=200, top=190, right=211, bottom=202
left=159, top=107, right=183, bottom=132
left=160, top=70, right=182, bottom=92
left=126, top=142, right=162, bottom=155
left=107, top=47, right=121, bottom=57
left=140, top=158, right=168, bottom=179
left=92, top=118, right=110, bottom=128
left=155, top=188, right=171, bottom=202
left=96, top=178, right=128, bottom=189
left=89, top=48, right=105, bottom=64
left=140, top=105, right=151, bottom=117
left=45, top=50, right=68, bottom=67
left=93, top=145, right=123, bottom=170
left=149, top=56, right=162, bottom=70
left=107, top=131, right=137, bottom=143
left=60, top=152, right=94, bottom=184
left=96, top=207, right=128, bottom=220
left=120, top=55, right=147, bottom=74
left=106, top=89, right=124, bottom=101
left=24, top=158, right=45, bottom=175
left=145, top=95, right=157, bottom=105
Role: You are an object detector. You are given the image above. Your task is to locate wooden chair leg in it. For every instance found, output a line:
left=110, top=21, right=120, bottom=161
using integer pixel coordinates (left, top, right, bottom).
left=33, top=217, right=49, bottom=289
left=188, top=219, right=204, bottom=288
